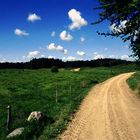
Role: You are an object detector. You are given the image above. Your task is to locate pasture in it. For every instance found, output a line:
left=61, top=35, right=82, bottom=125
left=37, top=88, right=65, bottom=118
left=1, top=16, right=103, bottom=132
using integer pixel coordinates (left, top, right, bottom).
left=0, top=65, right=137, bottom=139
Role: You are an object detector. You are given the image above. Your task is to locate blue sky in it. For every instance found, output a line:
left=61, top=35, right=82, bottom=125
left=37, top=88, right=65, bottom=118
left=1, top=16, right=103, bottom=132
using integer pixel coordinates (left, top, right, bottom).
left=0, top=0, right=132, bottom=62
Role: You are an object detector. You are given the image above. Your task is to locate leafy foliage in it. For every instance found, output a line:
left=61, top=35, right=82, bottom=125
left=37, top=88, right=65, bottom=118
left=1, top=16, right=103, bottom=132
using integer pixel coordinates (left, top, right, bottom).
left=51, top=66, right=59, bottom=73
left=93, top=0, right=140, bottom=59
left=131, top=34, right=140, bottom=58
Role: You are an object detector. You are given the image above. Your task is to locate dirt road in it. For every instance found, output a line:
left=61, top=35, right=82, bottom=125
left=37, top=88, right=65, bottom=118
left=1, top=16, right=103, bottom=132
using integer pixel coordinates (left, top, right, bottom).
left=61, top=72, right=140, bottom=140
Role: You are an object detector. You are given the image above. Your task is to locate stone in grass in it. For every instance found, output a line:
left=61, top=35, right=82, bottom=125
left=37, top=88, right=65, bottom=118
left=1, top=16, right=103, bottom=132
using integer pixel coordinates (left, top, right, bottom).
left=27, top=111, right=45, bottom=122
left=7, top=127, right=24, bottom=139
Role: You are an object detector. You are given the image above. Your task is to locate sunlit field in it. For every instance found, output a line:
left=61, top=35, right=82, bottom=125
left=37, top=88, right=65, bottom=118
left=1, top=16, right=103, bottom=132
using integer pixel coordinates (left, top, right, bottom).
left=0, top=64, right=138, bottom=140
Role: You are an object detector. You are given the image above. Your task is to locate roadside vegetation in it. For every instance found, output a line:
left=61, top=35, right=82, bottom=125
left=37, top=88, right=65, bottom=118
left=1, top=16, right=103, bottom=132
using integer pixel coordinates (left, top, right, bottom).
left=0, top=64, right=138, bottom=140
left=127, top=70, right=140, bottom=94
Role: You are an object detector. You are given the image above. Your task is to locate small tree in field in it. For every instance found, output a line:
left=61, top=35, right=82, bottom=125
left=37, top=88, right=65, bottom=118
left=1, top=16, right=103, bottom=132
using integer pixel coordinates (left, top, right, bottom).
left=51, top=66, right=59, bottom=73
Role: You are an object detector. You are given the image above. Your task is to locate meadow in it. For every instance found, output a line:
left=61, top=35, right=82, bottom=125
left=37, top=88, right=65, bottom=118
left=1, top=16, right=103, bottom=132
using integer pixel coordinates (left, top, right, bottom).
left=0, top=64, right=138, bottom=140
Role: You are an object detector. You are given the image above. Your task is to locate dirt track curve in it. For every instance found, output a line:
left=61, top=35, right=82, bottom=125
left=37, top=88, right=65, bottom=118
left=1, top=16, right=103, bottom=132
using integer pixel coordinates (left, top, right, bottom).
left=61, top=72, right=140, bottom=140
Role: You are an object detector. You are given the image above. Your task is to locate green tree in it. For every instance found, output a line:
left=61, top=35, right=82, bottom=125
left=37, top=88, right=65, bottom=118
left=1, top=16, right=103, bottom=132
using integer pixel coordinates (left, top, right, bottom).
left=132, top=35, right=140, bottom=59
left=51, top=66, right=59, bottom=73
left=93, top=0, right=140, bottom=59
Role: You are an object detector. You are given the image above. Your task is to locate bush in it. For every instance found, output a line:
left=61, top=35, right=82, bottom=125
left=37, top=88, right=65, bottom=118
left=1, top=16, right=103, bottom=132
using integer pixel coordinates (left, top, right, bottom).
left=89, top=80, right=99, bottom=84
left=51, top=66, right=59, bottom=73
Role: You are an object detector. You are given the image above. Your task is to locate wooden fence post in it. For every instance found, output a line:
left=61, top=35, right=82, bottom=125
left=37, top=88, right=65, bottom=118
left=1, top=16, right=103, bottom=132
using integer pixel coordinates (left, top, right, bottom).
left=70, top=84, right=72, bottom=95
left=56, top=85, right=58, bottom=103
left=7, top=105, right=12, bottom=131
left=69, top=82, right=72, bottom=113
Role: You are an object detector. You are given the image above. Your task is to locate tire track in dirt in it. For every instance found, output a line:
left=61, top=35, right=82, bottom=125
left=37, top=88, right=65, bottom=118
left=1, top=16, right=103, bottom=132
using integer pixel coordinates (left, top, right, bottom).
left=60, top=72, right=140, bottom=140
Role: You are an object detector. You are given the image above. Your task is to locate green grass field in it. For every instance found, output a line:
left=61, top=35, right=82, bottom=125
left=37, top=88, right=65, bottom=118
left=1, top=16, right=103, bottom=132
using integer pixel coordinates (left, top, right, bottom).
left=0, top=65, right=138, bottom=140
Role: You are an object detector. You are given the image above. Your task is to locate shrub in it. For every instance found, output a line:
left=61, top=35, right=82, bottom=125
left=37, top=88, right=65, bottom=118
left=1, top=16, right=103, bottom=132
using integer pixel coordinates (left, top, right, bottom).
left=89, top=80, right=99, bottom=84
left=51, top=66, right=59, bottom=73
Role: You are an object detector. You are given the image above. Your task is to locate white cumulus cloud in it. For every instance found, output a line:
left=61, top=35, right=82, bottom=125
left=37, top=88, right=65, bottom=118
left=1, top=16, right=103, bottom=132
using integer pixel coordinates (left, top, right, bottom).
left=110, top=20, right=127, bottom=33
left=26, top=51, right=40, bottom=60
left=27, top=13, right=41, bottom=22
left=93, top=52, right=104, bottom=60
left=47, top=43, right=67, bottom=54
left=56, top=45, right=64, bottom=51
left=60, top=30, right=73, bottom=41
left=121, top=55, right=129, bottom=60
left=66, top=56, right=77, bottom=61
left=62, top=56, right=76, bottom=61
left=41, top=54, right=45, bottom=58
left=64, top=49, right=68, bottom=55
left=48, top=56, right=55, bottom=59
left=14, top=28, right=29, bottom=36
left=47, top=43, right=56, bottom=51
left=68, top=9, right=88, bottom=30
left=77, top=51, right=85, bottom=56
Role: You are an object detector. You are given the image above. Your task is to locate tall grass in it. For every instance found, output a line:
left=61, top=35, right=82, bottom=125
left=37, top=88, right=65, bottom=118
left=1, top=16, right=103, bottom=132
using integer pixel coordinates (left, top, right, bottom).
left=127, top=71, right=140, bottom=92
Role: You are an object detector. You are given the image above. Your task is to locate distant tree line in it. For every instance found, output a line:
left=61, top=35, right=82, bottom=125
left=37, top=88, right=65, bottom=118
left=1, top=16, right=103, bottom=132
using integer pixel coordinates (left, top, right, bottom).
left=0, top=58, right=133, bottom=69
